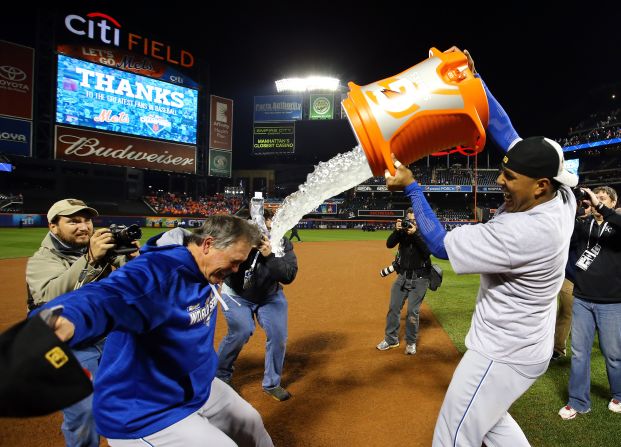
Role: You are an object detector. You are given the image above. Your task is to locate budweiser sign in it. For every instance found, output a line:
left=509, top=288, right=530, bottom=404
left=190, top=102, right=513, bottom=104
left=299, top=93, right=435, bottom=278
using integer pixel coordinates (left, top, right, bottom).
left=55, top=126, right=196, bottom=173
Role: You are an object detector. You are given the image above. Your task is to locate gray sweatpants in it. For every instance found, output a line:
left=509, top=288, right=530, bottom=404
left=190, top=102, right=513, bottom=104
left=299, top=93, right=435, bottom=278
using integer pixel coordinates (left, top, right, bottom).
left=108, top=378, right=273, bottom=447
left=433, top=349, right=548, bottom=447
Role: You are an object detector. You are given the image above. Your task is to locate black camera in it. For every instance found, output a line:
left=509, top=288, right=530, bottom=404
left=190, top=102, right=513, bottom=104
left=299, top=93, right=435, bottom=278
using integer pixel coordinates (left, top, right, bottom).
left=572, top=187, right=587, bottom=202
left=380, top=260, right=400, bottom=277
left=108, top=224, right=142, bottom=256
left=402, top=218, right=415, bottom=230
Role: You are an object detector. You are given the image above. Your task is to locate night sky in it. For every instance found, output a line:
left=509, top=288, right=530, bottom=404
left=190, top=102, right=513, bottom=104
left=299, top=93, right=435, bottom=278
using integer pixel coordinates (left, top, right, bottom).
left=3, top=3, right=619, bottom=169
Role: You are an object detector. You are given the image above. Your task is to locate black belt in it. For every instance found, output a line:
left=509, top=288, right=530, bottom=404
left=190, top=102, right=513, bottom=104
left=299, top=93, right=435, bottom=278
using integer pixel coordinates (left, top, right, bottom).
left=403, top=268, right=429, bottom=279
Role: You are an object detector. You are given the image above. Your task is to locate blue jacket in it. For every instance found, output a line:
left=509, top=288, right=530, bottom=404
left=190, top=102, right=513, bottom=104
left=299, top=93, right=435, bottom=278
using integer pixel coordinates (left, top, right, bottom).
left=38, top=240, right=219, bottom=439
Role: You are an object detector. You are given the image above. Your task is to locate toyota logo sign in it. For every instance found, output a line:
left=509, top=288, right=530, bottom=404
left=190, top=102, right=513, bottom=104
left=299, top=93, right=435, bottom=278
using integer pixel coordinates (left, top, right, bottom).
left=0, top=66, right=27, bottom=81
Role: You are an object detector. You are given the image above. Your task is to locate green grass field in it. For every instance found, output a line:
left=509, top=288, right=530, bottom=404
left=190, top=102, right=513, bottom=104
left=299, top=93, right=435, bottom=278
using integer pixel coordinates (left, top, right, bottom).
left=1, top=227, right=616, bottom=444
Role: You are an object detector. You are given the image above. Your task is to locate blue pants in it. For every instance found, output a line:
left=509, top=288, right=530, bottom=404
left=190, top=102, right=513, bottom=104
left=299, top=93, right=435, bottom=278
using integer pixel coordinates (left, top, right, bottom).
left=217, top=287, right=288, bottom=390
left=567, top=297, right=621, bottom=411
left=62, top=340, right=104, bottom=447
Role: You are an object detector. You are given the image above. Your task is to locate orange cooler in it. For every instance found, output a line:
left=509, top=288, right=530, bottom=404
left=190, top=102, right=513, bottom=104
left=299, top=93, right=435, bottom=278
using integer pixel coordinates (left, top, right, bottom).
left=342, top=48, right=489, bottom=176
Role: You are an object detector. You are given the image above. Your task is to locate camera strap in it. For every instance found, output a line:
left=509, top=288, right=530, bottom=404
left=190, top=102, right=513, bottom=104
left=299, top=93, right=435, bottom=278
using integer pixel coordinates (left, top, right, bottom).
left=585, top=220, right=608, bottom=251
left=75, top=262, right=110, bottom=290
left=242, top=252, right=260, bottom=290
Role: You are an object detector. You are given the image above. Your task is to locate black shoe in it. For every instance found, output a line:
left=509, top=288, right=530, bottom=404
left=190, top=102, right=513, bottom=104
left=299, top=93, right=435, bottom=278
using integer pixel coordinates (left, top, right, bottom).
left=263, top=386, right=291, bottom=401
left=550, top=351, right=564, bottom=361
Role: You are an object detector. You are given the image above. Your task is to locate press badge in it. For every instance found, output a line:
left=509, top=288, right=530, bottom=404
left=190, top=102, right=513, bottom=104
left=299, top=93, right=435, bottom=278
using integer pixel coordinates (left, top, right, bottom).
left=576, top=243, right=601, bottom=271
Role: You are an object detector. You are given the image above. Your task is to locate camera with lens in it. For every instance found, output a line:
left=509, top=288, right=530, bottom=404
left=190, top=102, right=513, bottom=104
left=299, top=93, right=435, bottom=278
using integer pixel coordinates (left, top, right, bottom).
left=380, top=260, right=401, bottom=278
left=401, top=218, right=415, bottom=230
left=108, top=224, right=142, bottom=256
left=572, top=187, right=587, bottom=202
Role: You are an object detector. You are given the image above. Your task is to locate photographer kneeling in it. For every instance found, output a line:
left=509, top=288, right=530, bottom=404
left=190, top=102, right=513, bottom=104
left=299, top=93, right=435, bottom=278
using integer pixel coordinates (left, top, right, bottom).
left=376, top=208, right=432, bottom=355
left=26, top=198, right=139, bottom=447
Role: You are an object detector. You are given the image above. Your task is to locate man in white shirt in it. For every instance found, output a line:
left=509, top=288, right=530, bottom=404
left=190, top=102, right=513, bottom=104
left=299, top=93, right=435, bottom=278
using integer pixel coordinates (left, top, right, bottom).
left=387, top=134, right=577, bottom=446
left=384, top=49, right=578, bottom=444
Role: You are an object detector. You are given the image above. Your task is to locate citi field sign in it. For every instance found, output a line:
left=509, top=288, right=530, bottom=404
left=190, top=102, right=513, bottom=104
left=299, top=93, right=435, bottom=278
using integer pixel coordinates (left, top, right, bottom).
left=63, top=12, right=195, bottom=68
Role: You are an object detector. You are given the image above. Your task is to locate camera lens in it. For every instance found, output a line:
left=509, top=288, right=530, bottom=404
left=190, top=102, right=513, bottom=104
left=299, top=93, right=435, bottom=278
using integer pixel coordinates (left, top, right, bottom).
left=380, top=264, right=396, bottom=277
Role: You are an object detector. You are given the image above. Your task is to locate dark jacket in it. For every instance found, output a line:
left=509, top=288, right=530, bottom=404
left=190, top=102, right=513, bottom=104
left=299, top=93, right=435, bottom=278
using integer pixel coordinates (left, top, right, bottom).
left=225, top=237, right=298, bottom=303
left=387, top=228, right=431, bottom=275
left=572, top=205, right=621, bottom=303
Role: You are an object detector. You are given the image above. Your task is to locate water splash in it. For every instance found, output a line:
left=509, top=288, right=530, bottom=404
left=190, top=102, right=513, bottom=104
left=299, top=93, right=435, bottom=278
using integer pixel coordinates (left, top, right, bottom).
left=270, top=145, right=373, bottom=256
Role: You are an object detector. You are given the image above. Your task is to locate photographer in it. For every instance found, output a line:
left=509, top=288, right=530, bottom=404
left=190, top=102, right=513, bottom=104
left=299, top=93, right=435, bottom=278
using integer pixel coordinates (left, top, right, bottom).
left=376, top=208, right=431, bottom=355
left=559, top=186, right=621, bottom=419
left=26, top=198, right=139, bottom=447
left=217, top=208, right=298, bottom=401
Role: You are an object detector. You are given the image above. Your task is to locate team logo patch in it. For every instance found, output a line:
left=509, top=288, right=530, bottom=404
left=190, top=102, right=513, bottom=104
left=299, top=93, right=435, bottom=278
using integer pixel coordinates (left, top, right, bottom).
left=187, top=294, right=218, bottom=326
left=45, top=347, right=69, bottom=369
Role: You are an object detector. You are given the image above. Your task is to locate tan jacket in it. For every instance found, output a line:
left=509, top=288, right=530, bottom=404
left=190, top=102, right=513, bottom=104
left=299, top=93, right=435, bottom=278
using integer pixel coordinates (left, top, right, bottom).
left=26, top=232, right=126, bottom=309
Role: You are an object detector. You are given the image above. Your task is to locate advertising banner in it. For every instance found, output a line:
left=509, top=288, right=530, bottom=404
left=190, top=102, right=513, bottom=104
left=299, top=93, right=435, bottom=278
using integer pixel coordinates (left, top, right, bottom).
left=208, top=149, right=232, bottom=178
left=209, top=95, right=233, bottom=150
left=57, top=44, right=199, bottom=88
left=340, top=93, right=348, bottom=119
left=55, top=125, right=196, bottom=173
left=0, top=116, right=32, bottom=156
left=56, top=54, right=198, bottom=144
left=357, top=210, right=405, bottom=218
left=252, top=122, right=295, bottom=155
left=354, top=185, right=392, bottom=192
left=12, top=214, right=43, bottom=227
left=311, top=202, right=338, bottom=214
left=423, top=185, right=473, bottom=193
left=145, top=217, right=205, bottom=228
left=0, top=40, right=34, bottom=120
left=60, top=11, right=195, bottom=70
left=253, top=95, right=303, bottom=122
left=309, top=93, right=334, bottom=120
left=476, top=185, right=502, bottom=193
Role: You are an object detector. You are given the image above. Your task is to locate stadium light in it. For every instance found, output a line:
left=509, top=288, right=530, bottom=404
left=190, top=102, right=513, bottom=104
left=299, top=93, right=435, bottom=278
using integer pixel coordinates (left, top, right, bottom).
left=275, top=76, right=340, bottom=92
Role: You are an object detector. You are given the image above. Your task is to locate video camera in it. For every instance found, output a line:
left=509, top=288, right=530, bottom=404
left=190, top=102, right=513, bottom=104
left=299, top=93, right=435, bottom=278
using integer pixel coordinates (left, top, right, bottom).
left=108, top=224, right=142, bottom=256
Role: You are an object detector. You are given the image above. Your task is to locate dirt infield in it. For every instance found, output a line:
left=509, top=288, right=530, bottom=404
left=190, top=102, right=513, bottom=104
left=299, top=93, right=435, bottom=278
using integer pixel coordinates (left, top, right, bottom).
left=0, top=240, right=460, bottom=447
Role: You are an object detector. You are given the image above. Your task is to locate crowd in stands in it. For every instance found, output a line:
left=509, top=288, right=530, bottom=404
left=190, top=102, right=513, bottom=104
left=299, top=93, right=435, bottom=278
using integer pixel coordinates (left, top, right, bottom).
left=473, top=170, right=499, bottom=185
left=361, top=166, right=500, bottom=188
left=558, top=126, right=621, bottom=147
left=144, top=192, right=242, bottom=217
left=557, top=107, right=621, bottom=147
left=434, top=208, right=473, bottom=221
left=434, top=167, right=471, bottom=185
left=0, top=192, right=23, bottom=213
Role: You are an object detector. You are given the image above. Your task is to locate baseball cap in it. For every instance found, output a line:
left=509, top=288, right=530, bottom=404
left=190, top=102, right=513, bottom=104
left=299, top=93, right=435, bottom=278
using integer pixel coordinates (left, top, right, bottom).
left=0, top=309, right=93, bottom=417
left=502, top=136, right=578, bottom=187
left=47, top=198, right=98, bottom=222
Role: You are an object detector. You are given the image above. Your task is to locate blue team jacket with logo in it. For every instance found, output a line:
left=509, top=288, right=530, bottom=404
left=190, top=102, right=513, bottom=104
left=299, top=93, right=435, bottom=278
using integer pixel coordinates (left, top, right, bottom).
left=38, top=242, right=219, bottom=439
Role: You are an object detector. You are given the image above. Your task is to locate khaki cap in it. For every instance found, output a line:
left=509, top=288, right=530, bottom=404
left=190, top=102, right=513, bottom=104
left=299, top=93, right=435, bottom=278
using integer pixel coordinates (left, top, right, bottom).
left=47, top=199, right=98, bottom=222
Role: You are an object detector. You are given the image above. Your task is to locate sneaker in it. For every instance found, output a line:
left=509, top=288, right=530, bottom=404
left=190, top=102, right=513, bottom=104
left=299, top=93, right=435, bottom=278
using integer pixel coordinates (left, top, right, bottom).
left=263, top=386, right=291, bottom=402
left=558, top=405, right=590, bottom=420
left=405, top=343, right=417, bottom=355
left=376, top=340, right=399, bottom=351
left=558, top=405, right=577, bottom=420
left=609, top=399, right=621, bottom=413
